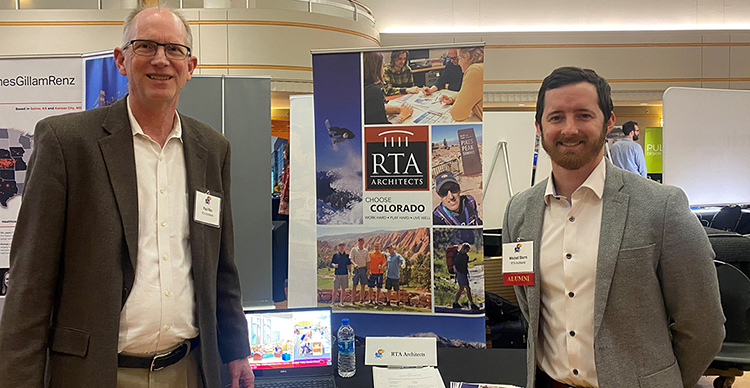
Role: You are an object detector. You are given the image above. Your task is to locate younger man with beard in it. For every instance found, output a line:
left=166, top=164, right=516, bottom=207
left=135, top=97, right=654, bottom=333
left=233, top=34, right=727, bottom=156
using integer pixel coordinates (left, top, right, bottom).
left=503, top=67, right=723, bottom=388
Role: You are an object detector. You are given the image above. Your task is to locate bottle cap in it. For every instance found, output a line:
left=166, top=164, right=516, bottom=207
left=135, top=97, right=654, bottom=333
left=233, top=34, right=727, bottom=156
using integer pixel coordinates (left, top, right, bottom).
left=341, top=318, right=350, bottom=325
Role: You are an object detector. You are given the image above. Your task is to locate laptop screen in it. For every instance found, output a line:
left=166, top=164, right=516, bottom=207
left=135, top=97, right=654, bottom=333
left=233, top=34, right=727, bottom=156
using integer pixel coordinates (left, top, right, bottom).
left=245, top=307, right=333, bottom=371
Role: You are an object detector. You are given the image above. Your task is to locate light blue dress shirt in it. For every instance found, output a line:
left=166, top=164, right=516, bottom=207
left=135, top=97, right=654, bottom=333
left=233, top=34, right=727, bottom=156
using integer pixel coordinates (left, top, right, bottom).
left=610, top=138, right=647, bottom=177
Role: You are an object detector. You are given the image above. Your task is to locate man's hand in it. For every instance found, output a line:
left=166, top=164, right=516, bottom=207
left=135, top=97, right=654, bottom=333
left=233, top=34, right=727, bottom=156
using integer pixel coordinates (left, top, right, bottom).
left=406, top=86, right=420, bottom=94
left=421, top=86, right=437, bottom=95
left=226, top=358, right=254, bottom=388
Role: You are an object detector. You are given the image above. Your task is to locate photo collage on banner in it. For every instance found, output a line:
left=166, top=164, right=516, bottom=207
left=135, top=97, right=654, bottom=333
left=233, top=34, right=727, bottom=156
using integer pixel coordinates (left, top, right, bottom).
left=313, top=45, right=485, bottom=326
left=0, top=56, right=83, bottom=297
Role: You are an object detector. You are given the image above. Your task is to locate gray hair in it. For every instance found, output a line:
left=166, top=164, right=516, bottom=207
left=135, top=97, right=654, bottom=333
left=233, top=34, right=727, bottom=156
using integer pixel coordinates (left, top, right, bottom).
left=121, top=5, right=193, bottom=50
left=459, top=46, right=484, bottom=65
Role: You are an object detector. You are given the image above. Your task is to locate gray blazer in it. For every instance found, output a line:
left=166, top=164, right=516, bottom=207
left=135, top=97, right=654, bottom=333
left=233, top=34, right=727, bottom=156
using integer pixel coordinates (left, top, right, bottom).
left=0, top=98, right=251, bottom=387
left=503, top=161, right=725, bottom=388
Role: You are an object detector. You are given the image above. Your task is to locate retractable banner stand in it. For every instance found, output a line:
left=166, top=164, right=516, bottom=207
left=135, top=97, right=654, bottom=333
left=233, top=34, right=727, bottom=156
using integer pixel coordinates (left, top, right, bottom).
left=0, top=56, right=83, bottom=306
left=82, top=51, right=128, bottom=110
left=304, top=44, right=487, bottom=346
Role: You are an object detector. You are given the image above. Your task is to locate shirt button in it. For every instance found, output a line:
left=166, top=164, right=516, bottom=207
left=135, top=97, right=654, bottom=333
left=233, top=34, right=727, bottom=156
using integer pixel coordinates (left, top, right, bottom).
left=161, top=221, right=167, bottom=227
left=568, top=216, right=575, bottom=222
left=159, top=156, right=164, bottom=161
left=165, top=290, right=171, bottom=297
left=573, top=369, right=579, bottom=376
left=569, top=331, right=576, bottom=337
left=162, top=255, right=168, bottom=261
left=165, top=325, right=171, bottom=331
left=160, top=188, right=165, bottom=194
left=566, top=253, right=572, bottom=260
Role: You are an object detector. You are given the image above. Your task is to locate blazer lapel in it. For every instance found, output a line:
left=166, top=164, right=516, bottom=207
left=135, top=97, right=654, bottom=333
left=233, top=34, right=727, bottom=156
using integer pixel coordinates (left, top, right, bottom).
left=181, top=117, right=207, bottom=293
left=593, top=162, right=629, bottom=337
left=99, top=99, right=139, bottom=277
left=521, top=180, right=547, bottom=330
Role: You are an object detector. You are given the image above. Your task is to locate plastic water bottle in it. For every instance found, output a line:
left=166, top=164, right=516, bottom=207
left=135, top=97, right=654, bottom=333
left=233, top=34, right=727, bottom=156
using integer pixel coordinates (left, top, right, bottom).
left=337, top=318, right=356, bottom=378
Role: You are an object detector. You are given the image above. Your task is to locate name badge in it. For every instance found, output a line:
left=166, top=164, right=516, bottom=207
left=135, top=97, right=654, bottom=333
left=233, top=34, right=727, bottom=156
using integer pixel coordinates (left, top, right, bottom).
left=365, top=337, right=437, bottom=367
left=502, top=241, right=534, bottom=286
left=194, top=190, right=221, bottom=228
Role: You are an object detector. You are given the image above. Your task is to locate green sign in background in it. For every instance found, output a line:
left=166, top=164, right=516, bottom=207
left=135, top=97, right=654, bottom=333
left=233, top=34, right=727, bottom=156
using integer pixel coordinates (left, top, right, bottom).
left=644, top=127, right=663, bottom=174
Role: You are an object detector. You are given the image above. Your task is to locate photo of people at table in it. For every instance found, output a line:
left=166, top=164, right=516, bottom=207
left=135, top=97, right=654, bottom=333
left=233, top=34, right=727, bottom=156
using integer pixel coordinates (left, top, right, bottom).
left=363, top=46, right=484, bottom=125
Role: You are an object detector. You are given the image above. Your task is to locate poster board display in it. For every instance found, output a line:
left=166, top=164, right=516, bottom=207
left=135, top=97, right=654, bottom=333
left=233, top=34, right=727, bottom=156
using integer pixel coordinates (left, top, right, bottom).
left=296, top=44, right=487, bottom=346
left=0, top=56, right=83, bottom=296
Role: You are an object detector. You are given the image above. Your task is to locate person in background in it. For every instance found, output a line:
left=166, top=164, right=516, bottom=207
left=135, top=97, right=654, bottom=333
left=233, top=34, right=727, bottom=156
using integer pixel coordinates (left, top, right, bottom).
left=367, top=242, right=387, bottom=306
left=384, top=245, right=406, bottom=307
left=452, top=243, right=479, bottom=310
left=382, top=50, right=420, bottom=97
left=610, top=120, right=648, bottom=177
left=363, top=51, right=413, bottom=125
left=0, top=6, right=254, bottom=388
left=504, top=66, right=724, bottom=388
left=432, top=172, right=482, bottom=226
left=440, top=47, right=484, bottom=121
left=349, top=238, right=370, bottom=304
left=422, top=48, right=463, bottom=95
left=330, top=243, right=351, bottom=307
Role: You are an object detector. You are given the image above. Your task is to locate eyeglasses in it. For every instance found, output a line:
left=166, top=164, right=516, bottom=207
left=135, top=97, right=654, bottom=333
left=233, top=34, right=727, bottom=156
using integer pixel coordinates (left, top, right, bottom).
left=123, top=39, right=191, bottom=60
left=438, top=184, right=460, bottom=197
left=448, top=56, right=459, bottom=61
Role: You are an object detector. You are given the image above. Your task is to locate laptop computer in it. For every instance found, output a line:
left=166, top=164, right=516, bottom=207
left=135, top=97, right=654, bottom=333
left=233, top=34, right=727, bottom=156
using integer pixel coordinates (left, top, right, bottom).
left=245, top=307, right=337, bottom=388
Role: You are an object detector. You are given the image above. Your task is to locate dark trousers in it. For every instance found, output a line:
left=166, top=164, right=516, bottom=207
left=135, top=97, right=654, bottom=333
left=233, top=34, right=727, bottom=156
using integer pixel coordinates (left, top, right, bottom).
left=536, top=367, right=575, bottom=388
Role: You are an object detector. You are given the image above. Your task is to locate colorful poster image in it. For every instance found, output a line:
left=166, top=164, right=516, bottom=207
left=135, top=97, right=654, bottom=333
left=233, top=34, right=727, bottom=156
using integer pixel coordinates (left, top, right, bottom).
left=84, top=55, right=128, bottom=110
left=313, top=52, right=364, bottom=225
left=316, top=226, right=431, bottom=313
left=366, top=47, right=484, bottom=125
left=432, top=227, right=484, bottom=314
left=431, top=124, right=483, bottom=226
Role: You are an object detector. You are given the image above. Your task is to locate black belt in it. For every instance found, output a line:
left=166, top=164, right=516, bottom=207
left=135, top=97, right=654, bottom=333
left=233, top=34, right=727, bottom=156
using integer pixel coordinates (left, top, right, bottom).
left=118, top=337, right=200, bottom=371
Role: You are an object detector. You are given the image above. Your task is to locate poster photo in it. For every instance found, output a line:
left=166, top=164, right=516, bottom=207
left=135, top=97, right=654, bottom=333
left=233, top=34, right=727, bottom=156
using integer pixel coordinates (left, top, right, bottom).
left=432, top=227, right=484, bottom=314
left=83, top=53, right=128, bottom=110
left=310, top=43, right=485, bottom=341
left=0, top=56, right=82, bottom=270
left=431, top=124, right=483, bottom=226
left=316, top=225, right=431, bottom=313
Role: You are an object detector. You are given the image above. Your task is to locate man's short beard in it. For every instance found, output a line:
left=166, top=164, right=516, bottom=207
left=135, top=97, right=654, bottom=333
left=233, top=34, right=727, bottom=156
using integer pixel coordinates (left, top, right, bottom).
left=541, top=122, right=608, bottom=170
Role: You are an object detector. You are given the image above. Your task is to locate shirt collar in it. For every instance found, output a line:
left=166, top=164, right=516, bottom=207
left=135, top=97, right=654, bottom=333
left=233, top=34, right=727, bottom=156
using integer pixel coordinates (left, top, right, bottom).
left=126, top=96, right=183, bottom=143
left=544, top=157, right=607, bottom=205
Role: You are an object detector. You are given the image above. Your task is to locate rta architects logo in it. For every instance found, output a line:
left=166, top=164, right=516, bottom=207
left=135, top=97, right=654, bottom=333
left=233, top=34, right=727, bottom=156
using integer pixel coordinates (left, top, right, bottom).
left=514, top=244, right=522, bottom=253
left=205, top=196, right=212, bottom=205
left=375, top=349, right=385, bottom=358
left=365, top=126, right=429, bottom=191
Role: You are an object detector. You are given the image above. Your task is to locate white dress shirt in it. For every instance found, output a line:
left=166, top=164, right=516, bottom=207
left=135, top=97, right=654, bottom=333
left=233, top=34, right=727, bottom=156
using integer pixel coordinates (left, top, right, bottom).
left=349, top=246, right=370, bottom=268
left=537, top=158, right=607, bottom=387
left=118, top=98, right=198, bottom=354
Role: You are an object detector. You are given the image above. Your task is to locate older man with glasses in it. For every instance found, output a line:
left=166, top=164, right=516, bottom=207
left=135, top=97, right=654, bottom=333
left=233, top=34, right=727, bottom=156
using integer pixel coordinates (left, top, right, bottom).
left=421, top=48, right=464, bottom=95
left=432, top=172, right=482, bottom=226
left=0, top=6, right=254, bottom=388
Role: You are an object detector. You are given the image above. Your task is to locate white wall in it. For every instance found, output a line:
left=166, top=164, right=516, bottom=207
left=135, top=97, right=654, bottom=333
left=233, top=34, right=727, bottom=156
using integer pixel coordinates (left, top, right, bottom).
left=366, top=0, right=750, bottom=33
left=483, top=111, right=551, bottom=229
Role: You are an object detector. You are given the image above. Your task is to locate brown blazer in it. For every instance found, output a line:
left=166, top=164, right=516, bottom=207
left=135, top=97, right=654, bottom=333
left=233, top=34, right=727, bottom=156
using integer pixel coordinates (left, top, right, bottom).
left=0, top=97, right=251, bottom=387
